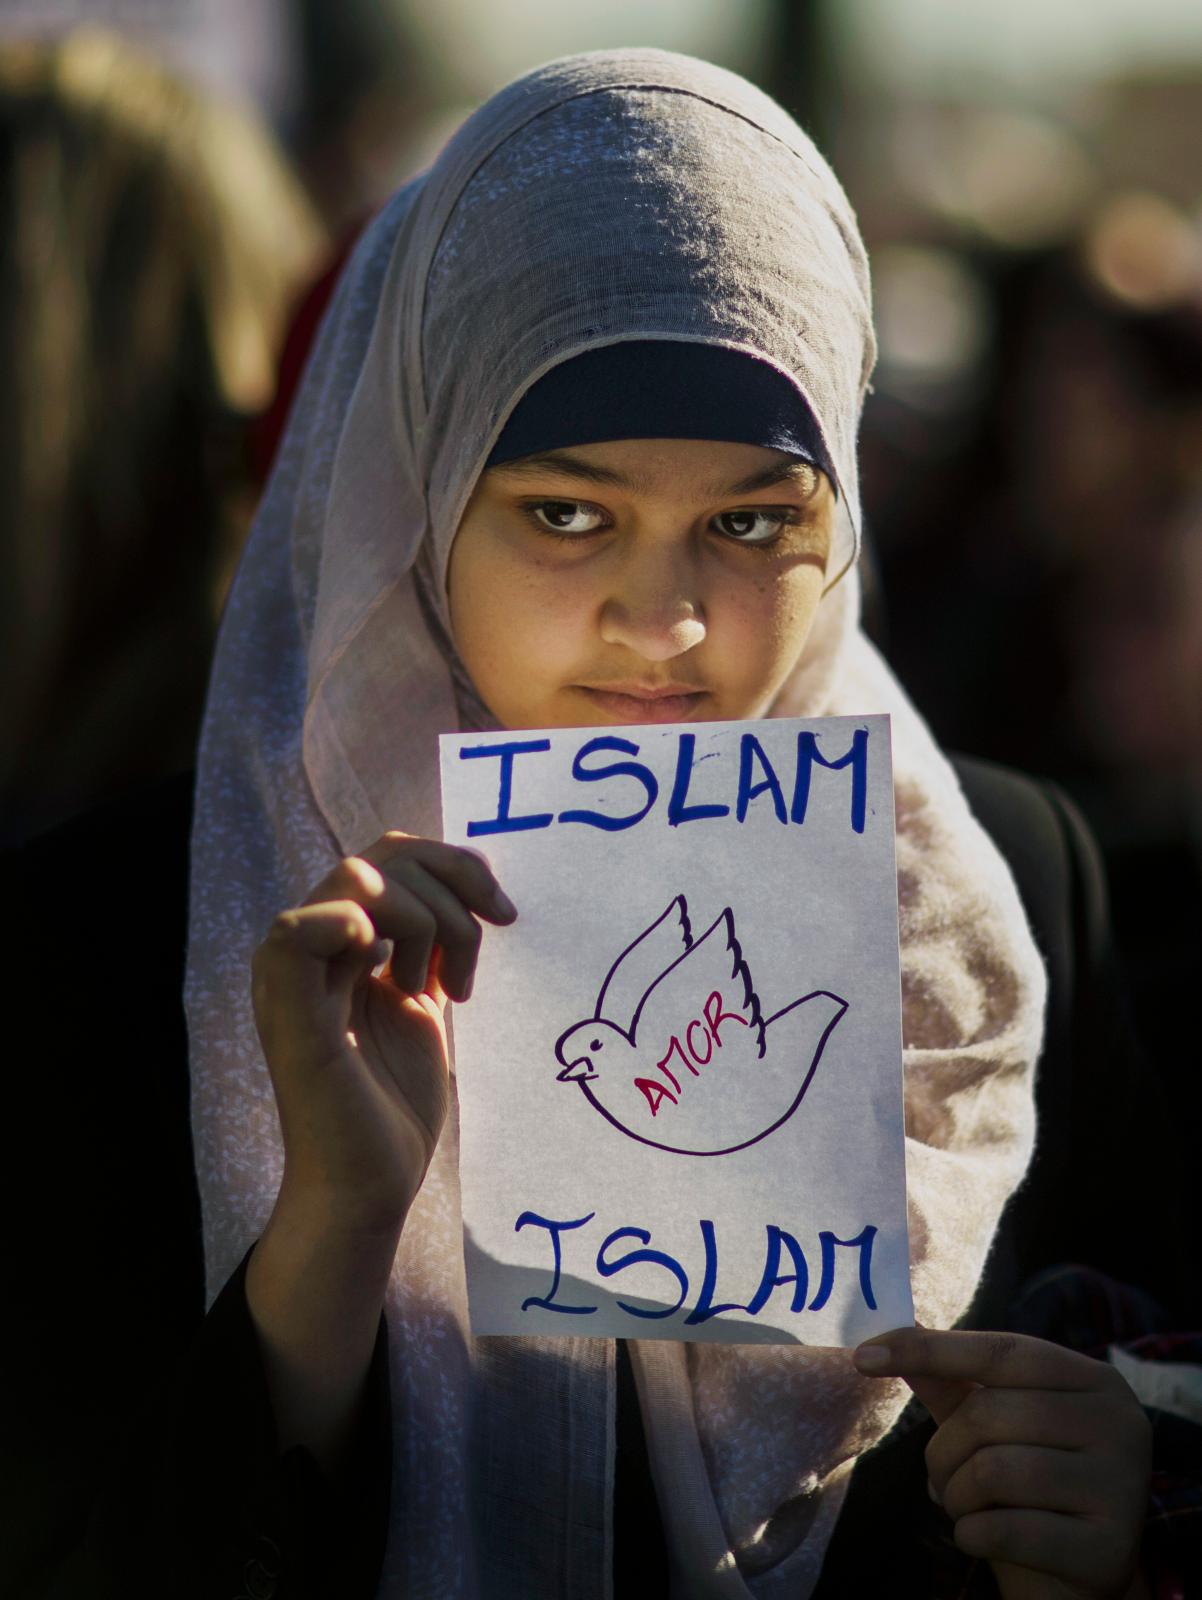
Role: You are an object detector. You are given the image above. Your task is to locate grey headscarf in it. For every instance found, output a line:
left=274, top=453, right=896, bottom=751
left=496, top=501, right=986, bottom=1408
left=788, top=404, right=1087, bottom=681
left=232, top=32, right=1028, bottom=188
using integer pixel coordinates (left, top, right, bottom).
left=186, top=48, right=1044, bottom=1598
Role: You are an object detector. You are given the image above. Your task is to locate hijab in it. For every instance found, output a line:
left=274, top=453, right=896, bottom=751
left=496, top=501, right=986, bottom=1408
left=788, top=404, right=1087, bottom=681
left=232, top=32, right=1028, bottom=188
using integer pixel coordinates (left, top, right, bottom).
left=185, top=48, right=1046, bottom=1599
left=481, top=338, right=834, bottom=471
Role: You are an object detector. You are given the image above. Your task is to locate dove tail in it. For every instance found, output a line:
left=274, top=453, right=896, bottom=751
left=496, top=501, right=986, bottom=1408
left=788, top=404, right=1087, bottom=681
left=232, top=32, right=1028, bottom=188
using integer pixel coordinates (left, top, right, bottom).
left=762, top=990, right=849, bottom=1031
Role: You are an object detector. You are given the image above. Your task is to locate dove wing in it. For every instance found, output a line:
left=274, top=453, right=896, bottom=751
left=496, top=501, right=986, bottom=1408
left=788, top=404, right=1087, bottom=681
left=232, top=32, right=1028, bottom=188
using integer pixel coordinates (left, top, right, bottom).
left=594, top=894, right=693, bottom=1029
left=627, top=907, right=766, bottom=1060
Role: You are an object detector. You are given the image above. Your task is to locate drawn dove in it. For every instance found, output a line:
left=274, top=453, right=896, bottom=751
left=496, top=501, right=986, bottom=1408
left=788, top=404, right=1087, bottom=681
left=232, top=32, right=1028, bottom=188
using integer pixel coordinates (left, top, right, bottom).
left=553, top=894, right=847, bottom=1156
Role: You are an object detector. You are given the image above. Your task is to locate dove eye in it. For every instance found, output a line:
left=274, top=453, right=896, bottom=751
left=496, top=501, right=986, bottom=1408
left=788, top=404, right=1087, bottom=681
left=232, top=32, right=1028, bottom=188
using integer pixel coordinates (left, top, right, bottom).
left=591, top=1038, right=604, bottom=1052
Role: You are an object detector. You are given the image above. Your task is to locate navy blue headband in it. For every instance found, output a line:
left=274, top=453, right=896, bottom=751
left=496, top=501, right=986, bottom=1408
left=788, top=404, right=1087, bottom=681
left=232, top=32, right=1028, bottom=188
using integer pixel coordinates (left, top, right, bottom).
left=486, top=340, right=834, bottom=490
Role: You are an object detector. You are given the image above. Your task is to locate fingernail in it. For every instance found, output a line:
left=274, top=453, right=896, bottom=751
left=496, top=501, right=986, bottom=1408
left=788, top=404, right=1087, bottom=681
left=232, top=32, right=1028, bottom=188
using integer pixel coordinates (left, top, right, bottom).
left=927, top=1479, right=943, bottom=1506
left=853, top=1344, right=891, bottom=1372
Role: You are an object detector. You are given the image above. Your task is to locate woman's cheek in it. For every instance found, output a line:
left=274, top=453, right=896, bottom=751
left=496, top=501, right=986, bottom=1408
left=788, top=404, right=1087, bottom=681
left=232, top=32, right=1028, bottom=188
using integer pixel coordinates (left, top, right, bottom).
left=478, top=566, right=595, bottom=723
left=730, top=565, right=825, bottom=699
left=771, top=563, right=827, bottom=649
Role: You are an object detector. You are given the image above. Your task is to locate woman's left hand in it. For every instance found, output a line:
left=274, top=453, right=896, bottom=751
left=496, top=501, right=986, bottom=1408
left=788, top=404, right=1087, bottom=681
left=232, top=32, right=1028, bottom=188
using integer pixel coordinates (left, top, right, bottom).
left=853, top=1326, right=1152, bottom=1600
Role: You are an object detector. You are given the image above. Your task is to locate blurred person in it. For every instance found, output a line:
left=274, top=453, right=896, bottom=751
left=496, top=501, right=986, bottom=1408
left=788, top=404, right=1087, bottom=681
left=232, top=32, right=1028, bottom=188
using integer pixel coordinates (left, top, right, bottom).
left=865, top=241, right=1202, bottom=800
left=0, top=28, right=325, bottom=846
left=861, top=242, right=1202, bottom=1142
left=288, top=0, right=436, bottom=230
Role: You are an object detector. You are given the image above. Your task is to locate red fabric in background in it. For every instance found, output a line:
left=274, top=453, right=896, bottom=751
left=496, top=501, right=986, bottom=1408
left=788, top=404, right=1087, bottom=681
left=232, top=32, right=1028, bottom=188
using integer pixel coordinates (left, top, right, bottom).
left=248, top=224, right=365, bottom=487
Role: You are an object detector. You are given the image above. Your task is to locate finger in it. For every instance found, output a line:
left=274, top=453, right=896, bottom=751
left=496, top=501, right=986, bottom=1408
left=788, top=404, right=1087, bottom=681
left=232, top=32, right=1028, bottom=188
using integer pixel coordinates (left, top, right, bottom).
left=298, top=858, right=466, bottom=998
left=301, top=854, right=390, bottom=912
left=255, top=903, right=378, bottom=991
left=360, top=834, right=518, bottom=923
left=906, top=1375, right=977, bottom=1428
left=940, top=1443, right=1092, bottom=1522
left=374, top=889, right=437, bottom=996
left=384, top=860, right=483, bottom=1002
left=854, top=1327, right=1108, bottom=1392
left=926, top=1388, right=1121, bottom=1494
left=854, top=1325, right=977, bottom=1425
left=953, top=1508, right=1131, bottom=1590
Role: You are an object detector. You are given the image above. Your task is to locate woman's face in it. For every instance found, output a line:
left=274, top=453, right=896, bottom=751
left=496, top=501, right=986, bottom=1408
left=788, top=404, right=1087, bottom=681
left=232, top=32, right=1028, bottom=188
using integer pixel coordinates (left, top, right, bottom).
left=447, top=437, right=834, bottom=730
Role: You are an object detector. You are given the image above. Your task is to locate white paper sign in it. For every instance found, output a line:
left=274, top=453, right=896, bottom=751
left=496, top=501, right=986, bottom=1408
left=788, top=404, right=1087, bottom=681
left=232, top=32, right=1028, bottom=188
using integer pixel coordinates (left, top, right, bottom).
left=439, top=714, right=912, bottom=1346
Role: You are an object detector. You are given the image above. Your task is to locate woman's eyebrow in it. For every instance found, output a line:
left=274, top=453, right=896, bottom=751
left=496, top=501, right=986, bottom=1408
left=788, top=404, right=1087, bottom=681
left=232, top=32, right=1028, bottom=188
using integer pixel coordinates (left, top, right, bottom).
left=491, top=451, right=817, bottom=497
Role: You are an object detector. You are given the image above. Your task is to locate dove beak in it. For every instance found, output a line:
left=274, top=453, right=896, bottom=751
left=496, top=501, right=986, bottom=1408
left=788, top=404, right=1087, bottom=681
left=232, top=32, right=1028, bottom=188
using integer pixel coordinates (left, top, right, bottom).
left=556, top=1058, right=597, bottom=1083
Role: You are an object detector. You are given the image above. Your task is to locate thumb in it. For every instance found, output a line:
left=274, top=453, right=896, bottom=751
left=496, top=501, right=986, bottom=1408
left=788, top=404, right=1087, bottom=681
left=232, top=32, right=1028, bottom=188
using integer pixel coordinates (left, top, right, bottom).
left=853, top=1324, right=977, bottom=1426
left=901, top=1371, right=976, bottom=1425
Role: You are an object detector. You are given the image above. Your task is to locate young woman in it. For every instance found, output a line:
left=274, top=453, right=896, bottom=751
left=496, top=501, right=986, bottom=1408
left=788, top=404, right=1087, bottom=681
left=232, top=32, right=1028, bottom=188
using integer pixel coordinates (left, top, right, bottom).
left=10, top=46, right=1164, bottom=1600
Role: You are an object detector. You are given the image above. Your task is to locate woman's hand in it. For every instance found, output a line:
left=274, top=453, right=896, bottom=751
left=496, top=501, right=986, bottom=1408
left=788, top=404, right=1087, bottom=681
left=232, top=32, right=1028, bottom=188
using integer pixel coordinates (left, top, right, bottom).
left=853, top=1327, right=1152, bottom=1600
left=251, top=833, right=517, bottom=1233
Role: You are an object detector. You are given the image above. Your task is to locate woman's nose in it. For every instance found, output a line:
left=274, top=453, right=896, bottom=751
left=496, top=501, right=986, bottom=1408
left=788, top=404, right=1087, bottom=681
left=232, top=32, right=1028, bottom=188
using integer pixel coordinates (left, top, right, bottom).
left=597, top=547, right=707, bottom=661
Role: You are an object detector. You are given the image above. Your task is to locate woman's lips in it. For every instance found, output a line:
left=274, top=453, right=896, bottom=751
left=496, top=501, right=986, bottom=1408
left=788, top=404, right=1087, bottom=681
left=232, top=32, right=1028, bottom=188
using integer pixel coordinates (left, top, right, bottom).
left=575, top=685, right=709, bottom=723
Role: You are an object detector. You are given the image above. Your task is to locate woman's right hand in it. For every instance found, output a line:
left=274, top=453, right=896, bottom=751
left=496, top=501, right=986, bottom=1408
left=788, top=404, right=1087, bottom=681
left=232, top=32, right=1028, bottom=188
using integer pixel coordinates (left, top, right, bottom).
left=251, top=834, right=517, bottom=1233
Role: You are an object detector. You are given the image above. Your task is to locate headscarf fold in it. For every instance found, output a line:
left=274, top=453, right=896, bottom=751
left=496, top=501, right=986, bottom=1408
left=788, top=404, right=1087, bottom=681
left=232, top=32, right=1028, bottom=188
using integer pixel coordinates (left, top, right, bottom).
left=186, top=48, right=1045, bottom=1598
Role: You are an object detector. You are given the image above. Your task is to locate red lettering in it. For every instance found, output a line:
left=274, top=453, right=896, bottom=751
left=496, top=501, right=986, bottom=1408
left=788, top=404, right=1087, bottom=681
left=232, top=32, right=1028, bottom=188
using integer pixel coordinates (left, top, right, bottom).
left=643, top=999, right=745, bottom=1119
left=635, top=1077, right=678, bottom=1116
left=704, top=990, right=748, bottom=1047
left=686, top=1019, right=713, bottom=1066
left=656, top=1035, right=697, bottom=1089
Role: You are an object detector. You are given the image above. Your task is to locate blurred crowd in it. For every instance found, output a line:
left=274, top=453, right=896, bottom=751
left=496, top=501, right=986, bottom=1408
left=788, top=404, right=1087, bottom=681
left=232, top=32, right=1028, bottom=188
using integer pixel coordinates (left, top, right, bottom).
left=1, top=3, right=1197, bottom=1127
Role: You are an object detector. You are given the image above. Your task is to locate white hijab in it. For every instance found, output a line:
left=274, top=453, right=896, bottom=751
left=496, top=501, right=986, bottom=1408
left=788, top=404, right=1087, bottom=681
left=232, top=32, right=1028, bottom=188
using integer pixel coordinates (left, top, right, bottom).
left=185, top=48, right=1045, bottom=1599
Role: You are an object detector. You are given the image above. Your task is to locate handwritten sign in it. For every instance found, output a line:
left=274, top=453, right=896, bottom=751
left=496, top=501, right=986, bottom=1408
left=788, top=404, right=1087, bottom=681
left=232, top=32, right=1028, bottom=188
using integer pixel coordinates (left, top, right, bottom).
left=439, top=715, right=912, bottom=1345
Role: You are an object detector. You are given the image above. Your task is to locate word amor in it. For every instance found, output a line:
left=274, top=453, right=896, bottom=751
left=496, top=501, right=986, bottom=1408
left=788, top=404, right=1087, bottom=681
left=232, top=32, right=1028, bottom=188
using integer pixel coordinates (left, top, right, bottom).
left=636, top=987, right=747, bottom=1116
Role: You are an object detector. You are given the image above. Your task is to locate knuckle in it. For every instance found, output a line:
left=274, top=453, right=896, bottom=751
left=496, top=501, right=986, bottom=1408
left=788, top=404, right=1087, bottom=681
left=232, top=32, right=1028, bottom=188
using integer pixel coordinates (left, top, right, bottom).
left=968, top=1445, right=1009, bottom=1501
left=956, top=1387, right=993, bottom=1437
left=408, top=903, right=437, bottom=942
left=252, top=912, right=300, bottom=991
left=364, top=830, right=421, bottom=868
left=923, top=1425, right=964, bottom=1493
left=980, top=1332, right=1017, bottom=1373
left=263, top=910, right=301, bottom=946
left=338, top=855, right=386, bottom=898
left=952, top=1510, right=1007, bottom=1560
left=941, top=1467, right=972, bottom=1521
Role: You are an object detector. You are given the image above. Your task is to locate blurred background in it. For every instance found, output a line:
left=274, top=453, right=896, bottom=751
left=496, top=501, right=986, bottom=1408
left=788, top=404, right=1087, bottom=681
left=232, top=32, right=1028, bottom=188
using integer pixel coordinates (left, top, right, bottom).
left=0, top=0, right=1197, bottom=1106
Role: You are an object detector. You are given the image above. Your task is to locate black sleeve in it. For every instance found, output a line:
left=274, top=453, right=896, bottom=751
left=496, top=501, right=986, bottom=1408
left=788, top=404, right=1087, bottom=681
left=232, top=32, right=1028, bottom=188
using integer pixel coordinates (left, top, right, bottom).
left=75, top=1250, right=393, bottom=1600
left=3, top=775, right=393, bottom=1598
left=7, top=1243, right=392, bottom=1600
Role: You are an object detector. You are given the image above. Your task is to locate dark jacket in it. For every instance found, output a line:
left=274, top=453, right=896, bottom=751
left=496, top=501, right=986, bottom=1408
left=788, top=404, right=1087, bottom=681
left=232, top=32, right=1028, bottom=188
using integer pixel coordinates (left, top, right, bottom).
left=4, top=760, right=1191, bottom=1598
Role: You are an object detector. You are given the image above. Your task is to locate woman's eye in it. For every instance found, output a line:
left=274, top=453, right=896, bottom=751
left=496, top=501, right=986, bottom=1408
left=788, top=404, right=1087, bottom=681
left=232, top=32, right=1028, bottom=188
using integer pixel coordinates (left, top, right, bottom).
left=524, top=500, right=607, bottom=536
left=713, top=509, right=795, bottom=545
